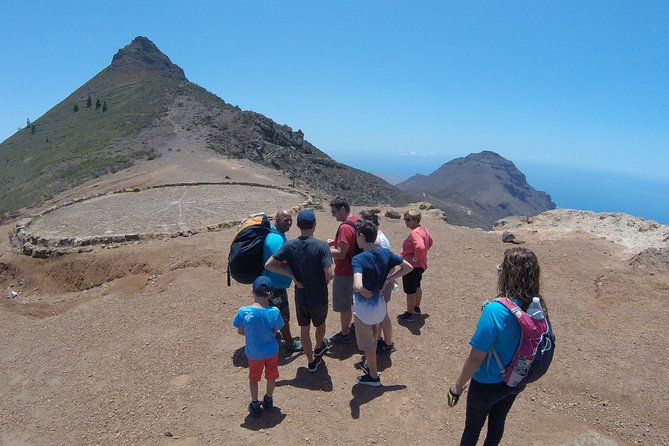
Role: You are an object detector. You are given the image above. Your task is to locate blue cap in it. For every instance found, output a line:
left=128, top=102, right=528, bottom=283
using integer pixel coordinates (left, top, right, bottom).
left=297, top=209, right=316, bottom=224
left=252, top=276, right=273, bottom=297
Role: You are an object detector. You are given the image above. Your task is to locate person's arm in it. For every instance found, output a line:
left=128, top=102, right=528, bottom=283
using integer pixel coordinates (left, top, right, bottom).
left=265, top=257, right=303, bottom=288
left=450, top=347, right=486, bottom=395
left=232, top=311, right=244, bottom=335
left=324, top=265, right=334, bottom=283
left=353, top=271, right=373, bottom=298
left=384, top=259, right=413, bottom=289
left=330, top=240, right=349, bottom=259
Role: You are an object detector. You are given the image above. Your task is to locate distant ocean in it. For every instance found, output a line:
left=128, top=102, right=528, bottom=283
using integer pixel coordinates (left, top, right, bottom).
left=521, top=163, right=669, bottom=225
left=347, top=155, right=669, bottom=226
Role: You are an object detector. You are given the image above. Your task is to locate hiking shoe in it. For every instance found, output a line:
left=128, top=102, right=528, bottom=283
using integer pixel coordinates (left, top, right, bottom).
left=308, top=356, right=322, bottom=372
left=397, top=311, right=415, bottom=321
left=248, top=400, right=261, bottom=417
left=286, top=338, right=303, bottom=353
left=414, top=306, right=422, bottom=315
left=262, top=394, right=273, bottom=410
left=377, top=341, right=396, bottom=354
left=314, top=339, right=330, bottom=357
left=355, top=360, right=370, bottom=375
left=356, top=373, right=381, bottom=387
left=330, top=331, right=355, bottom=343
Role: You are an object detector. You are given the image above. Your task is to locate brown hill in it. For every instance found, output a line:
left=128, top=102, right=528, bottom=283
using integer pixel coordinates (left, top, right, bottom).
left=398, top=151, right=556, bottom=228
left=0, top=36, right=410, bottom=220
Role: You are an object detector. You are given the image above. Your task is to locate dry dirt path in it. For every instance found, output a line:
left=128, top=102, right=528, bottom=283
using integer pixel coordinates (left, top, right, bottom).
left=2, top=206, right=667, bottom=446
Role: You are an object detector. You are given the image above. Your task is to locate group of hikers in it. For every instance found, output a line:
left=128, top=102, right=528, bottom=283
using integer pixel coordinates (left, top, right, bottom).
left=232, top=197, right=552, bottom=445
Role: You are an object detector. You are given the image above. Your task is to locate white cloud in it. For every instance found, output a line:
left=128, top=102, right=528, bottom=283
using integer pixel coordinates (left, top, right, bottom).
left=396, top=150, right=435, bottom=157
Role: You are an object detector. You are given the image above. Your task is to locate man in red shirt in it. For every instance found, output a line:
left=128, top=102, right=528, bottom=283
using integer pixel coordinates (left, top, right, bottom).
left=327, top=197, right=358, bottom=343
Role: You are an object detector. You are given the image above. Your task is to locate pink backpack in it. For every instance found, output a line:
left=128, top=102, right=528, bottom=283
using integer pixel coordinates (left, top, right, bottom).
left=489, top=298, right=555, bottom=387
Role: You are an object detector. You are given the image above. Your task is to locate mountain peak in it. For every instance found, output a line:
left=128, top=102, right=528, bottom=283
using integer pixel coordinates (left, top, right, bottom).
left=110, top=36, right=186, bottom=80
left=397, top=150, right=555, bottom=228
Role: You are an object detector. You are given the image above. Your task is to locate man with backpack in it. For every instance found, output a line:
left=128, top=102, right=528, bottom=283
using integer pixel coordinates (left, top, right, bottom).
left=262, top=209, right=302, bottom=353
left=327, top=197, right=359, bottom=344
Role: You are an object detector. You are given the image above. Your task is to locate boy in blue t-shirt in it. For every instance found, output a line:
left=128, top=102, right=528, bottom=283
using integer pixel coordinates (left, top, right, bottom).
left=352, top=220, right=413, bottom=386
left=232, top=276, right=284, bottom=416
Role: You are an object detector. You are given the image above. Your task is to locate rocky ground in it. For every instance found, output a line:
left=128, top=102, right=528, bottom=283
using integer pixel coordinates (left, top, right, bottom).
left=1, top=151, right=668, bottom=446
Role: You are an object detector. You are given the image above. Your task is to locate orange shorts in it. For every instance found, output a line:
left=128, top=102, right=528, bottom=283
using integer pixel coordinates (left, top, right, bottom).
left=248, top=353, right=279, bottom=382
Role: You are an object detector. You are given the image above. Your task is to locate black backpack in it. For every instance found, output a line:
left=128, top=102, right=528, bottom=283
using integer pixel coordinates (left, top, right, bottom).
left=227, top=213, right=271, bottom=285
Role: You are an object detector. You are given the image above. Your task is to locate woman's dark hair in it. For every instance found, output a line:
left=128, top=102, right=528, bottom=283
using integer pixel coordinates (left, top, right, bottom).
left=497, top=247, right=548, bottom=316
left=359, top=210, right=379, bottom=226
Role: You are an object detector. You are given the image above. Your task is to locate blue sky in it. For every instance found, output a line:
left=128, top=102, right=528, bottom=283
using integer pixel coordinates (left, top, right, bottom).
left=1, top=1, right=668, bottom=220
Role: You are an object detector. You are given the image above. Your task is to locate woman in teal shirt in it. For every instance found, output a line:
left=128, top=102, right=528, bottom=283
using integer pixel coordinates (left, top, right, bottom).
left=449, top=247, right=549, bottom=446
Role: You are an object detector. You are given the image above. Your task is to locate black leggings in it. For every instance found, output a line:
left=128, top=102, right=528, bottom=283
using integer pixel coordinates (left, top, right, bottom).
left=460, top=379, right=525, bottom=446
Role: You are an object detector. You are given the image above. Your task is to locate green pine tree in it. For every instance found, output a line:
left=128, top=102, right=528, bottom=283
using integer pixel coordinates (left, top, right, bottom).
left=102, top=101, right=108, bottom=113
left=95, top=99, right=101, bottom=109
left=86, top=95, right=92, bottom=108
left=31, top=125, right=36, bottom=135
left=73, top=103, right=79, bottom=113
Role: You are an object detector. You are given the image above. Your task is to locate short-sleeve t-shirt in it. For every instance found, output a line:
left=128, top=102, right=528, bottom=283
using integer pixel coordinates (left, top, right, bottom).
left=401, top=226, right=433, bottom=270
left=232, top=305, right=284, bottom=360
left=469, top=299, right=522, bottom=383
left=352, top=248, right=404, bottom=325
left=273, top=236, right=333, bottom=307
left=262, top=227, right=292, bottom=289
left=333, top=216, right=359, bottom=276
left=375, top=230, right=390, bottom=249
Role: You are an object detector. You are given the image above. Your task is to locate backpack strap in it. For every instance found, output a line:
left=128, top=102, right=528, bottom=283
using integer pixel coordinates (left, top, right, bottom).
left=488, top=298, right=523, bottom=376
left=490, top=346, right=506, bottom=377
left=336, top=220, right=358, bottom=260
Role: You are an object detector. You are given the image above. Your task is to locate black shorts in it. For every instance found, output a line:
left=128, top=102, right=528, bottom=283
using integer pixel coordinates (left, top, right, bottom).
left=269, top=288, right=290, bottom=323
left=296, top=303, right=328, bottom=327
left=402, top=267, right=425, bottom=294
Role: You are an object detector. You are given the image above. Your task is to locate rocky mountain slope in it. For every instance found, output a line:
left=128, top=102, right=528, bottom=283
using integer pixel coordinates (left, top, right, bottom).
left=398, top=151, right=556, bottom=228
left=0, top=37, right=410, bottom=220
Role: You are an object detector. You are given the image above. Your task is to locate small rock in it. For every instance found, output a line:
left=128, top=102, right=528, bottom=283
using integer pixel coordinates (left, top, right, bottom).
left=502, top=231, right=524, bottom=244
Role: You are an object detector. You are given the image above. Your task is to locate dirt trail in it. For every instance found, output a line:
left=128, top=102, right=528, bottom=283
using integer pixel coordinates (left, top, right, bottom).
left=1, top=158, right=668, bottom=446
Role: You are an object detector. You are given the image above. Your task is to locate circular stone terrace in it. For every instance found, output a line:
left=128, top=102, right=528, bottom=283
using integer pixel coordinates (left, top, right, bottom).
left=13, top=183, right=311, bottom=257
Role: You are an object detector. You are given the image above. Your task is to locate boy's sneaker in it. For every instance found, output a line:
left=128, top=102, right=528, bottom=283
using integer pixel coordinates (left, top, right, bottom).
left=314, top=339, right=330, bottom=358
left=248, top=400, right=261, bottom=417
left=286, top=338, right=303, bottom=353
left=377, top=341, right=396, bottom=354
left=262, top=394, right=273, bottom=410
left=414, top=306, right=422, bottom=315
left=356, top=373, right=382, bottom=387
left=308, top=356, right=322, bottom=373
left=397, top=311, right=415, bottom=321
left=355, top=360, right=370, bottom=375
left=330, top=331, right=355, bottom=344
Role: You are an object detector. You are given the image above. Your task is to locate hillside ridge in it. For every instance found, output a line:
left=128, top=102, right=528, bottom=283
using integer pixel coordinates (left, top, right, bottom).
left=398, top=151, right=555, bottom=228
